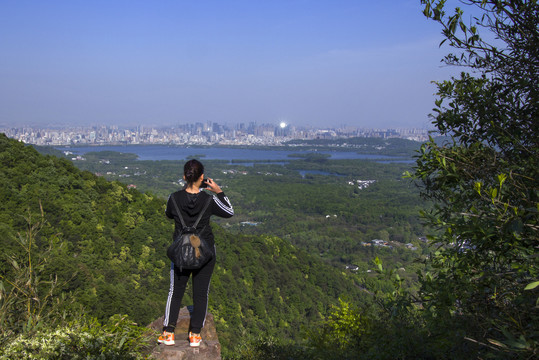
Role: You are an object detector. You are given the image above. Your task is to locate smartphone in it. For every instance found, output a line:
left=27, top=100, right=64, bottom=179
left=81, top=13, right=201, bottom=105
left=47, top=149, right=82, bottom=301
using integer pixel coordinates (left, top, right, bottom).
left=200, top=179, right=209, bottom=188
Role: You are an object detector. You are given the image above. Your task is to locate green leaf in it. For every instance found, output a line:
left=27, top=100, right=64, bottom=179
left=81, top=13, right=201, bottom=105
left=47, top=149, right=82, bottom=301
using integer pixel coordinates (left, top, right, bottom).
left=374, top=257, right=383, bottom=272
left=497, top=176, right=506, bottom=192
left=487, top=338, right=508, bottom=348
left=459, top=21, right=467, bottom=33
left=524, top=281, right=539, bottom=290
left=9, top=258, right=19, bottom=270
left=474, top=182, right=481, bottom=195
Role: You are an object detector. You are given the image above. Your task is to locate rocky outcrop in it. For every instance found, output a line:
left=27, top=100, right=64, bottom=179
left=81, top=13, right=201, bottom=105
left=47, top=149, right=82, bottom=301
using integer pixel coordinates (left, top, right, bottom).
left=148, top=306, right=221, bottom=360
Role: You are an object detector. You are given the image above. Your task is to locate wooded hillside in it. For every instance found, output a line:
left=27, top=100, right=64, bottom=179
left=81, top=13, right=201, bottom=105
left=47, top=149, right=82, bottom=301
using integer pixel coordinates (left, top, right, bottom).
left=0, top=134, right=369, bottom=355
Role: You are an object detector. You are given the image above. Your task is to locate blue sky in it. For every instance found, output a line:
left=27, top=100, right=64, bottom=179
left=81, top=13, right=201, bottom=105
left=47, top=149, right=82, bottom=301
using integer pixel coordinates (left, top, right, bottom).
left=0, top=0, right=462, bottom=129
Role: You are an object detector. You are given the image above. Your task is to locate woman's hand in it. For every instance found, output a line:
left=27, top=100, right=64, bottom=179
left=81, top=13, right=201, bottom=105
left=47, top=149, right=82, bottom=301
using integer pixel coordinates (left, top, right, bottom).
left=204, top=178, right=222, bottom=194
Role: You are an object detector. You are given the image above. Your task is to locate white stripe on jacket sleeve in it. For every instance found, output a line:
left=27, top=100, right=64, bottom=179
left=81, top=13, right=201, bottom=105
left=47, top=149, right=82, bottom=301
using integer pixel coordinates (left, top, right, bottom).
left=213, top=195, right=234, bottom=216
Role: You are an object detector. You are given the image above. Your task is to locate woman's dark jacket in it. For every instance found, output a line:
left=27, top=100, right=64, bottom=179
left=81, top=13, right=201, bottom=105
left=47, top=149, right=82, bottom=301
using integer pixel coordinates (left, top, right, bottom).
left=165, top=189, right=234, bottom=248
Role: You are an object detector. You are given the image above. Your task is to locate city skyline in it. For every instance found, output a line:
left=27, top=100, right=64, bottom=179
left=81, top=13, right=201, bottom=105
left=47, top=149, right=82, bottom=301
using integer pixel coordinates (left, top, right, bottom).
left=2, top=122, right=432, bottom=146
left=1, top=1, right=464, bottom=129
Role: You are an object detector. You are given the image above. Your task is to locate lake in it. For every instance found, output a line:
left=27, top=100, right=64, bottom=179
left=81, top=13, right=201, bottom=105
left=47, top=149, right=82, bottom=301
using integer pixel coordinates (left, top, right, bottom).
left=55, top=145, right=412, bottom=163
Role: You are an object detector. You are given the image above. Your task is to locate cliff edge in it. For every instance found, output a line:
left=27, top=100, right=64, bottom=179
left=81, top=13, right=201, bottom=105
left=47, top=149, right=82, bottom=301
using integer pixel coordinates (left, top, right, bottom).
left=148, top=306, right=221, bottom=360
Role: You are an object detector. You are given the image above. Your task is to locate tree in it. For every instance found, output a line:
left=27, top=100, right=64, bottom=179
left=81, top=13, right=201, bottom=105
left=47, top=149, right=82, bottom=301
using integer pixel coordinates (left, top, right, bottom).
left=413, top=0, right=538, bottom=357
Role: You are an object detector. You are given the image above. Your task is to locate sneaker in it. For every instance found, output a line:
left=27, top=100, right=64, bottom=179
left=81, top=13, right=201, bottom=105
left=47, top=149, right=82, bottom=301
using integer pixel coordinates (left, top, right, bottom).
left=158, top=331, right=175, bottom=346
left=189, top=332, right=202, bottom=347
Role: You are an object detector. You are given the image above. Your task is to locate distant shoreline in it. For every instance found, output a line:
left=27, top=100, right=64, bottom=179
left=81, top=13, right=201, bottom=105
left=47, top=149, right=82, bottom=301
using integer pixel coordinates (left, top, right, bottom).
left=54, top=144, right=413, bottom=163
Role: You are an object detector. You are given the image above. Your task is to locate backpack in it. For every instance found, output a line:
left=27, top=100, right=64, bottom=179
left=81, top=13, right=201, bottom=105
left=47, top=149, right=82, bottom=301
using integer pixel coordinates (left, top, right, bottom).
left=166, top=195, right=213, bottom=271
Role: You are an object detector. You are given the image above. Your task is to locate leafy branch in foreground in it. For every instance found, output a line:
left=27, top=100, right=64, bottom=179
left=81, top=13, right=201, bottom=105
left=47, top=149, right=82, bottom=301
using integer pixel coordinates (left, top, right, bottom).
left=415, top=0, right=538, bottom=358
left=0, top=203, right=72, bottom=341
left=0, top=204, right=157, bottom=359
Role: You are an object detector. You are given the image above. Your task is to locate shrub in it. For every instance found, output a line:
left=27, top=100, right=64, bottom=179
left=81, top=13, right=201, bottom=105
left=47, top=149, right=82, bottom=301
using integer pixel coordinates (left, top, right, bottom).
left=0, top=315, right=156, bottom=360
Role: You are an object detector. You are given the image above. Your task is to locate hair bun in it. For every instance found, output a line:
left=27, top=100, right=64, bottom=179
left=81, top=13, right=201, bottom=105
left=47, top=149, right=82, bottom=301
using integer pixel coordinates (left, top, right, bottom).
left=183, top=159, right=204, bottom=185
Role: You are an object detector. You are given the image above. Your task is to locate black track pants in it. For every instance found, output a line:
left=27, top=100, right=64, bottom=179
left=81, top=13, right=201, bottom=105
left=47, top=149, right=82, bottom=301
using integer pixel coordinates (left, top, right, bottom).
left=162, top=254, right=216, bottom=334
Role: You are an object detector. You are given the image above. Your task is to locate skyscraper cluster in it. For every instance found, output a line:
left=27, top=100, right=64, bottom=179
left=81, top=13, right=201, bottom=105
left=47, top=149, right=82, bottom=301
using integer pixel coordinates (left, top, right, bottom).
left=1, top=122, right=430, bottom=146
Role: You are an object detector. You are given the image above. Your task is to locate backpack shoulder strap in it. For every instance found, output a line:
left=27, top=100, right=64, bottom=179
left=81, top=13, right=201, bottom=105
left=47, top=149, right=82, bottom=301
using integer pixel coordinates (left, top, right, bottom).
left=170, top=195, right=187, bottom=228
left=193, top=196, right=213, bottom=228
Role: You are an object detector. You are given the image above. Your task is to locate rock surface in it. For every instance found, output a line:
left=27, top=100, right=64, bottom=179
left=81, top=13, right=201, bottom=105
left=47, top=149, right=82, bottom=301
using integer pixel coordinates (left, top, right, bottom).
left=148, top=306, right=221, bottom=360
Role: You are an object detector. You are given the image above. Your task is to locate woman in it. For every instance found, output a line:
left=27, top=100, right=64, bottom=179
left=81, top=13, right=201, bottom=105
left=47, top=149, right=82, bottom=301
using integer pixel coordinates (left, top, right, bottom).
left=158, top=159, right=234, bottom=347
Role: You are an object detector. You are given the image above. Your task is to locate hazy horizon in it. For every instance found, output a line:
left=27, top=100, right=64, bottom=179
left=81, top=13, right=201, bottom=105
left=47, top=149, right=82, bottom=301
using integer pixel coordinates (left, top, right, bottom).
left=1, top=0, right=463, bottom=130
